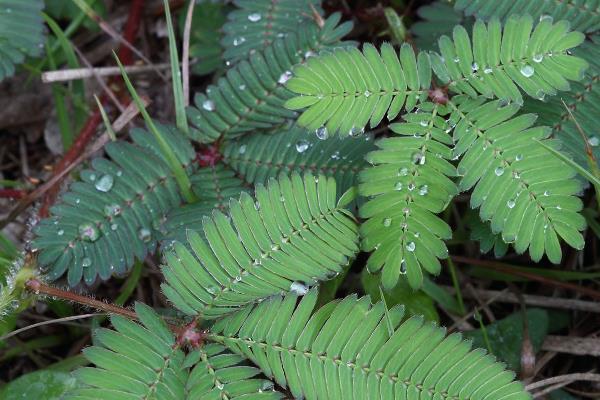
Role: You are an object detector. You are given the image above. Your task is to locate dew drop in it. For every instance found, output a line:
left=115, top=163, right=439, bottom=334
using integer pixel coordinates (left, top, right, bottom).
left=238, top=84, right=246, bottom=90
left=296, top=140, right=310, bottom=153
left=57, top=229, right=64, bottom=236
left=543, top=190, right=550, bottom=196
left=89, top=173, right=97, bottom=181
left=95, top=174, right=114, bottom=192
left=348, top=126, right=364, bottom=137
left=383, top=218, right=392, bottom=227
left=331, top=151, right=340, bottom=160
left=248, top=12, right=261, bottom=22
left=278, top=70, right=292, bottom=84
left=418, top=185, right=428, bottom=196
left=419, top=120, right=428, bottom=127
left=453, top=56, right=459, bottom=63
left=305, top=50, right=316, bottom=58
left=539, top=14, right=553, bottom=22
left=138, top=228, right=151, bottom=243
left=533, top=54, right=543, bottom=63
left=407, top=183, right=415, bottom=191
left=111, top=223, right=118, bottom=231
left=238, top=144, right=247, bottom=154
left=400, top=260, right=407, bottom=274
left=82, top=257, right=92, bottom=267
left=364, top=90, right=371, bottom=97
left=484, top=67, right=493, bottom=74
left=103, top=204, right=121, bottom=217
left=406, top=242, right=416, bottom=252
left=398, top=167, right=409, bottom=176
left=394, top=182, right=403, bottom=191
left=202, top=100, right=215, bottom=111
left=515, top=154, right=523, bottom=161
left=79, top=223, right=100, bottom=242
left=116, top=170, right=123, bottom=177
left=494, top=166, right=505, bottom=176
left=507, top=199, right=516, bottom=208
left=290, top=281, right=309, bottom=295
left=412, top=152, right=425, bottom=165
left=471, top=62, right=479, bottom=72
left=520, top=65, right=535, bottom=78
left=315, top=126, right=329, bottom=140
left=216, top=382, right=225, bottom=390
left=588, top=136, right=600, bottom=146
left=233, top=37, right=246, bottom=46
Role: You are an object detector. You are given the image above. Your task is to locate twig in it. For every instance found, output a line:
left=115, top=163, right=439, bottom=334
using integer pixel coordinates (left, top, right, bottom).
left=526, top=373, right=600, bottom=391
left=42, top=63, right=170, bottom=83
left=25, top=279, right=138, bottom=320
left=448, top=289, right=508, bottom=332
left=451, top=255, right=600, bottom=301
left=542, top=336, right=600, bottom=357
left=0, top=313, right=103, bottom=341
left=442, top=285, right=600, bottom=313
left=182, top=0, right=195, bottom=107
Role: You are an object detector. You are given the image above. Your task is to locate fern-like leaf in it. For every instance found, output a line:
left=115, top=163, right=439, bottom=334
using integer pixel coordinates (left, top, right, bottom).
left=33, top=125, right=195, bottom=286
left=468, top=212, right=509, bottom=257
left=184, top=343, right=282, bottom=399
left=209, top=289, right=530, bottom=400
left=67, top=303, right=187, bottom=399
left=455, top=0, right=600, bottom=33
left=450, top=95, right=586, bottom=262
left=221, top=0, right=322, bottom=65
left=222, top=125, right=376, bottom=193
left=0, top=0, right=45, bottom=81
left=161, top=172, right=359, bottom=319
left=162, top=164, right=248, bottom=246
left=524, top=34, right=600, bottom=171
left=285, top=15, right=587, bottom=134
left=359, top=102, right=458, bottom=289
left=187, top=13, right=353, bottom=143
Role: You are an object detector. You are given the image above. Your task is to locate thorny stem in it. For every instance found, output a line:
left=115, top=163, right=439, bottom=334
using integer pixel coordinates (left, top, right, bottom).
left=25, top=279, right=138, bottom=320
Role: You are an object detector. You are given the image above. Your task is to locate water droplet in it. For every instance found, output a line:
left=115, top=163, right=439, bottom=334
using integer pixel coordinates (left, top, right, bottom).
left=278, top=70, right=292, bottom=84
left=398, top=167, right=409, bottom=176
left=544, top=190, right=550, bottom=196
left=453, top=56, right=459, bottom=63
left=304, top=50, right=316, bottom=58
left=238, top=144, right=247, bottom=154
left=513, top=170, right=521, bottom=179
left=238, top=84, right=246, bottom=90
left=216, top=382, right=224, bottom=390
left=248, top=12, right=261, bottom=22
left=331, top=151, right=340, bottom=160
left=233, top=37, right=246, bottom=46
left=383, top=218, right=392, bottom=227
left=533, top=54, right=543, bottom=63
left=394, top=182, right=403, bottom=191
left=419, top=120, right=428, bottom=127
left=296, top=140, right=310, bottom=153
left=111, top=223, right=118, bottom=231
left=484, top=67, right=493, bottom=74
left=89, top=173, right=97, bottom=181
left=471, top=62, right=478, bottom=72
left=400, top=260, right=407, bottom=274
left=539, top=14, right=553, bottom=23
left=494, top=166, right=505, bottom=176
left=82, top=257, right=92, bottom=267
left=406, top=242, right=416, bottom=252
left=79, top=223, right=100, bottom=242
left=418, top=185, right=428, bottom=195
left=588, top=136, right=600, bottom=146
left=408, top=183, right=415, bottom=191
left=315, top=126, right=329, bottom=140
left=348, top=126, right=364, bottom=137
left=507, top=199, right=516, bottom=208
left=235, top=275, right=242, bottom=282
left=412, top=152, right=425, bottom=165
left=116, top=170, right=123, bottom=177
left=138, top=228, right=151, bottom=243
left=520, top=65, right=535, bottom=78
left=103, top=204, right=121, bottom=217
left=95, top=174, right=114, bottom=192
left=57, top=229, right=64, bottom=236
left=202, top=100, right=215, bottom=111
left=515, top=154, right=523, bottom=161
left=290, top=281, right=309, bottom=295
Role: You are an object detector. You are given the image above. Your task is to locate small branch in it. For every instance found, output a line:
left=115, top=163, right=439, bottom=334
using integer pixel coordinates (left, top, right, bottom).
left=451, top=255, right=600, bottom=301
left=542, top=336, right=600, bottom=357
left=25, top=279, right=137, bottom=320
left=526, top=373, right=600, bottom=392
left=0, top=313, right=102, bottom=341
left=182, top=0, right=195, bottom=107
left=42, top=63, right=170, bottom=83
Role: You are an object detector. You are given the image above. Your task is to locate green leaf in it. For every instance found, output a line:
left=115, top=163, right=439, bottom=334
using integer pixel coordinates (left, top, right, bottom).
left=0, top=370, right=78, bottom=400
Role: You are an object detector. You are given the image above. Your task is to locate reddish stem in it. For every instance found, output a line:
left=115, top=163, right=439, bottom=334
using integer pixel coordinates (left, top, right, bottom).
left=39, top=0, right=146, bottom=217
left=0, top=189, right=26, bottom=199
left=25, top=279, right=138, bottom=320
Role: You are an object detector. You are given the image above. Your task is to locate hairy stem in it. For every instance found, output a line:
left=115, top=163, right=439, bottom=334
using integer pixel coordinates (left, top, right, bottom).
left=25, top=279, right=137, bottom=320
